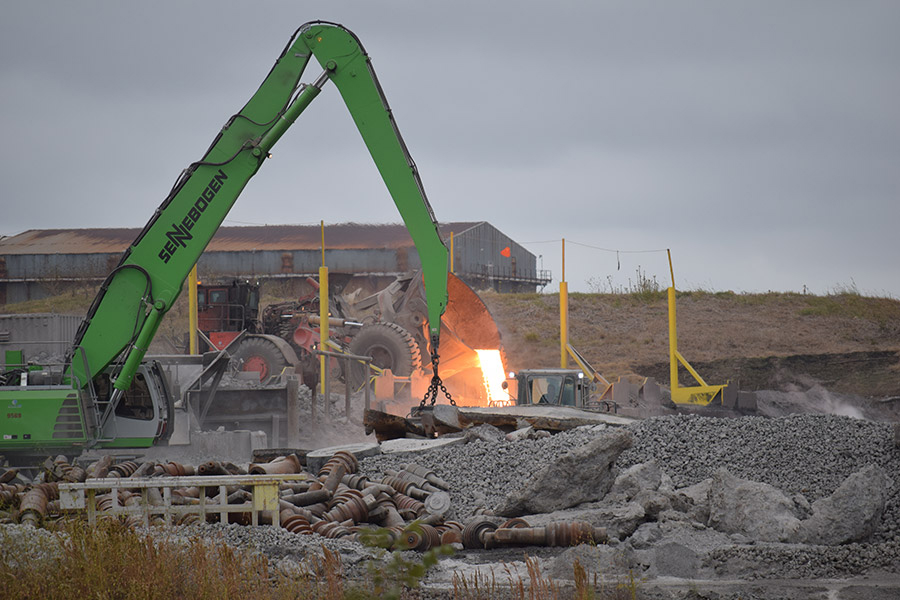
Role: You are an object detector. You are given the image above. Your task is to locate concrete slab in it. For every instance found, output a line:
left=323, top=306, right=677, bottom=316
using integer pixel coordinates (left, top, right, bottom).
left=379, top=436, right=466, bottom=455
left=456, top=405, right=637, bottom=428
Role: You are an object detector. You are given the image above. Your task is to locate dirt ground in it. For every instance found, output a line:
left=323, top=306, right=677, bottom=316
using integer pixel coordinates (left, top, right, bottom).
left=480, top=290, right=900, bottom=400
left=5, top=285, right=899, bottom=400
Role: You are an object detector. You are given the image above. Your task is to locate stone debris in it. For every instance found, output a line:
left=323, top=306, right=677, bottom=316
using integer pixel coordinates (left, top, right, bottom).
left=493, top=429, right=632, bottom=517
left=797, top=464, right=893, bottom=545
left=4, top=410, right=900, bottom=598
left=707, top=467, right=804, bottom=542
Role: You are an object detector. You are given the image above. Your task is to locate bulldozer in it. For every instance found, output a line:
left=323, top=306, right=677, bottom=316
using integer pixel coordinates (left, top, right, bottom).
left=196, top=270, right=504, bottom=402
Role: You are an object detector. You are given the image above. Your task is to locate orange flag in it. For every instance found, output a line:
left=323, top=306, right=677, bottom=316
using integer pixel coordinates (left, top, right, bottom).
left=500, top=246, right=511, bottom=257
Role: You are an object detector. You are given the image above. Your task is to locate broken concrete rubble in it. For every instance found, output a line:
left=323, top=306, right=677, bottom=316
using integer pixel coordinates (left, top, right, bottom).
left=707, top=467, right=804, bottom=542
left=798, top=464, right=893, bottom=545
left=494, top=429, right=632, bottom=517
left=702, top=464, right=893, bottom=546
left=462, top=423, right=506, bottom=444
left=607, top=459, right=665, bottom=501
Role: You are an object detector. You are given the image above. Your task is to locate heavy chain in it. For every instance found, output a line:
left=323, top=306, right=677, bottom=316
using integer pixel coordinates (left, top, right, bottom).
left=420, top=342, right=456, bottom=407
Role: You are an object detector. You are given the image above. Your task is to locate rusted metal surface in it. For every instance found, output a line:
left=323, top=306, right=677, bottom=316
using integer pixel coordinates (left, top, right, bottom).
left=282, top=489, right=332, bottom=507
left=0, top=223, right=483, bottom=255
left=248, top=454, right=302, bottom=475
left=281, top=509, right=313, bottom=534
left=198, top=461, right=231, bottom=476
left=439, top=273, right=504, bottom=370
left=401, top=463, right=450, bottom=491
left=364, top=409, right=426, bottom=441
left=462, top=518, right=498, bottom=549
left=0, top=452, right=595, bottom=557
left=317, top=451, right=358, bottom=482
left=483, top=520, right=608, bottom=549
left=86, top=456, right=112, bottom=479
left=0, top=468, right=18, bottom=484
left=154, top=461, right=195, bottom=477
left=18, top=486, right=51, bottom=526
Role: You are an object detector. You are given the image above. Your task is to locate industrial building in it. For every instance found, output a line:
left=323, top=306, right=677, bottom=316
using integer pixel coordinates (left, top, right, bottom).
left=0, top=222, right=551, bottom=305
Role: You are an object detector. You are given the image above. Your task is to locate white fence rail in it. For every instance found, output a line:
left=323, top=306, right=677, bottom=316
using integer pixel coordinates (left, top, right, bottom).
left=59, top=474, right=308, bottom=527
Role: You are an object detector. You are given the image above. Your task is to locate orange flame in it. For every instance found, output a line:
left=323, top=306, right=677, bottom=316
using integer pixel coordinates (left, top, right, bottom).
left=475, top=349, right=513, bottom=407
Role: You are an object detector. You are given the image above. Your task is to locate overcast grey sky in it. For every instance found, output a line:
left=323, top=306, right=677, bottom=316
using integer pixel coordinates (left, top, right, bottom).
left=2, top=1, right=898, bottom=296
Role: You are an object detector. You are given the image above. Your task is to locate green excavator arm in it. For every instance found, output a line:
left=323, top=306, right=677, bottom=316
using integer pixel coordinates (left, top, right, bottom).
left=67, top=21, right=449, bottom=395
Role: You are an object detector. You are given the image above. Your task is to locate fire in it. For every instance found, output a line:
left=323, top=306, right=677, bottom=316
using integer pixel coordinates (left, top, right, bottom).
left=475, top=349, right=512, bottom=406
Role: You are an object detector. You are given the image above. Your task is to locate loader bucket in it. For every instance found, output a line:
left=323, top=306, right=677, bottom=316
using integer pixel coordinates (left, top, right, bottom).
left=436, top=273, right=504, bottom=378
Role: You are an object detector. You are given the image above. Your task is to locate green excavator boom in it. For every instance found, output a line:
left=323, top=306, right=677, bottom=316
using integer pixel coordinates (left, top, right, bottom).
left=67, top=21, right=449, bottom=396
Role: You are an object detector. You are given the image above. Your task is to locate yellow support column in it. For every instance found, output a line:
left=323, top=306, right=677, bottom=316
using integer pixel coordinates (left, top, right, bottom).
left=188, top=264, right=199, bottom=354
left=668, top=286, right=678, bottom=397
left=319, top=222, right=329, bottom=396
left=560, top=238, right=568, bottom=368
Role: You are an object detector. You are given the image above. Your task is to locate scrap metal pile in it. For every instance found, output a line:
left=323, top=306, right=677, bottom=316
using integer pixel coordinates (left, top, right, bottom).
left=0, top=450, right=605, bottom=553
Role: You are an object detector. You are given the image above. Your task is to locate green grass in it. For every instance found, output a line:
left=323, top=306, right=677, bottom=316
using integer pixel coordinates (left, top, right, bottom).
left=2, top=289, right=95, bottom=315
left=799, top=293, right=900, bottom=325
left=0, top=520, right=455, bottom=600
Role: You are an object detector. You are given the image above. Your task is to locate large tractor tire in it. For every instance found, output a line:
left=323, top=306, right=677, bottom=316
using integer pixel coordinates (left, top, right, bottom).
left=347, top=322, right=421, bottom=389
left=231, top=337, right=291, bottom=382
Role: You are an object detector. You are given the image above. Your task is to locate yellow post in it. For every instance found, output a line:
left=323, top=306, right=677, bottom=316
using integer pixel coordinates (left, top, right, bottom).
left=667, top=248, right=675, bottom=288
left=668, top=286, right=678, bottom=396
left=319, top=222, right=329, bottom=395
left=449, top=231, right=454, bottom=274
left=560, top=238, right=568, bottom=368
left=188, top=264, right=199, bottom=354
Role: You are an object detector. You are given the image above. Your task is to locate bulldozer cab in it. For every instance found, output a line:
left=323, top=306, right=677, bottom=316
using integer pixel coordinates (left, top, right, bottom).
left=515, top=369, right=587, bottom=408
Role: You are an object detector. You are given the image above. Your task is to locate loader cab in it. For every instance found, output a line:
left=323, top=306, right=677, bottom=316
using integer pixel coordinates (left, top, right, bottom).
left=514, top=369, right=587, bottom=408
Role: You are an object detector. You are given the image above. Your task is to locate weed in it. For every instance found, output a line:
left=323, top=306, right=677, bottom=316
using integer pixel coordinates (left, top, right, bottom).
left=452, top=566, right=501, bottom=599
left=452, top=555, right=642, bottom=600
left=586, top=267, right=666, bottom=304
left=0, top=519, right=280, bottom=599
left=357, top=523, right=454, bottom=599
left=0, top=520, right=459, bottom=600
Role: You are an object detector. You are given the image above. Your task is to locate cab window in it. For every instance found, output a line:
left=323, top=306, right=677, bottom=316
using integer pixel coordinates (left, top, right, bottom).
left=561, top=377, right=576, bottom=406
left=209, top=290, right=228, bottom=304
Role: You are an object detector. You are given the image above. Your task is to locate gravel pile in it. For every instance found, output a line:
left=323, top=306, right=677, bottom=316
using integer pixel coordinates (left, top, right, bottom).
left=707, top=540, right=900, bottom=580
left=361, top=413, right=899, bottom=542
left=616, top=413, right=900, bottom=542
left=6, top=411, right=898, bottom=589
left=0, top=523, right=66, bottom=568
left=617, top=413, right=896, bottom=499
left=360, top=425, right=604, bottom=520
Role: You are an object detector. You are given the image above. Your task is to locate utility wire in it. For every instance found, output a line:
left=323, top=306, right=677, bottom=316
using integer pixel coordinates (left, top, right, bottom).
left=568, top=240, right=669, bottom=254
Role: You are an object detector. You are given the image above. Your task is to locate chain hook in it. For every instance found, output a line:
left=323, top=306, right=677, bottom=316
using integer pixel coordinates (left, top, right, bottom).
left=419, top=337, right=455, bottom=407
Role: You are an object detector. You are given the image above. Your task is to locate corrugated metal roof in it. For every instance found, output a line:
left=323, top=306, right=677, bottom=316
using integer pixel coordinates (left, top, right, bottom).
left=0, top=222, right=485, bottom=255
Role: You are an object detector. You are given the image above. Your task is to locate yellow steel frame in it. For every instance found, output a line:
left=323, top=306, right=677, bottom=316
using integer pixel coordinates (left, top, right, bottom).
left=667, top=252, right=728, bottom=406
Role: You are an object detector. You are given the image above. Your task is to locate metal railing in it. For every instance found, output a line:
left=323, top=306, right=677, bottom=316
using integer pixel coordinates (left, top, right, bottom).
left=314, top=347, right=373, bottom=422
left=59, top=474, right=308, bottom=527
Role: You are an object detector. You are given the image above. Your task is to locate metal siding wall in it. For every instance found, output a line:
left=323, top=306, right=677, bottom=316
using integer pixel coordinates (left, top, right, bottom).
left=5, top=253, right=119, bottom=278
left=0, top=223, right=539, bottom=300
left=453, top=223, right=538, bottom=282
left=197, top=249, right=421, bottom=277
left=0, top=313, right=82, bottom=364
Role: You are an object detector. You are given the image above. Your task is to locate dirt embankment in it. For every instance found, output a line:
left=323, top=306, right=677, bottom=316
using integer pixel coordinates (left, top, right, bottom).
left=5, top=286, right=900, bottom=399
left=480, top=290, right=900, bottom=399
